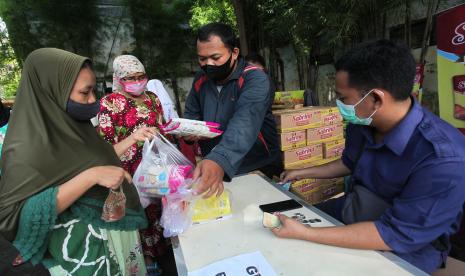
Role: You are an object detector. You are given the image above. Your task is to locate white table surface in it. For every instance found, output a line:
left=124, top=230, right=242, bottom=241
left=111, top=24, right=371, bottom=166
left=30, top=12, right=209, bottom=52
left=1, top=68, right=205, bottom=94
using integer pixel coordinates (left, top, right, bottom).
left=172, top=174, right=427, bottom=276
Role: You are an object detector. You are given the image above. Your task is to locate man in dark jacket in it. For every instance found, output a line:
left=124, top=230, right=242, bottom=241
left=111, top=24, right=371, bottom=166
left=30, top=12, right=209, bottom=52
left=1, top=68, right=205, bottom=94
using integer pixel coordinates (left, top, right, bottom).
left=184, top=22, right=281, bottom=197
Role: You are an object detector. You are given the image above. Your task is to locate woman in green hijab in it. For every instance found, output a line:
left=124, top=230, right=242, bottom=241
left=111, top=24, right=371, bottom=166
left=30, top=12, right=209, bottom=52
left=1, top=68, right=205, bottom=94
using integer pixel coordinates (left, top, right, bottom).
left=0, top=48, right=148, bottom=275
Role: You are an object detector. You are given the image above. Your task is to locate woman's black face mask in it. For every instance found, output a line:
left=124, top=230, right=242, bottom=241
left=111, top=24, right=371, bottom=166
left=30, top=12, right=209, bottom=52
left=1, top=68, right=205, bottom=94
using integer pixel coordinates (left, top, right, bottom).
left=66, top=99, right=100, bottom=121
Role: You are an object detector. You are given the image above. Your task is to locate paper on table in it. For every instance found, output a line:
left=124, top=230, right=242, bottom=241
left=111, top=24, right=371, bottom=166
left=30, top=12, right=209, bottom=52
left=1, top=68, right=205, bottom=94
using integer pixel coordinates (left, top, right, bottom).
left=188, top=251, right=277, bottom=276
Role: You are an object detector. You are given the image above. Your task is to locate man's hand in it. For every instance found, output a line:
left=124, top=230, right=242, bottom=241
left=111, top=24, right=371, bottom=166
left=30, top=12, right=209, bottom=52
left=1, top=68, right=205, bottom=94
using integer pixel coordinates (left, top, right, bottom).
left=280, top=169, right=307, bottom=183
left=192, top=159, right=225, bottom=198
left=272, top=217, right=391, bottom=251
left=271, top=214, right=311, bottom=240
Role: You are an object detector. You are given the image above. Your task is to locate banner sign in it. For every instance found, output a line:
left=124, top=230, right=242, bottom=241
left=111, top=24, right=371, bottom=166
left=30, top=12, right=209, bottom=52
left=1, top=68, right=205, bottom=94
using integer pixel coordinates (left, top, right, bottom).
left=437, top=3, right=465, bottom=128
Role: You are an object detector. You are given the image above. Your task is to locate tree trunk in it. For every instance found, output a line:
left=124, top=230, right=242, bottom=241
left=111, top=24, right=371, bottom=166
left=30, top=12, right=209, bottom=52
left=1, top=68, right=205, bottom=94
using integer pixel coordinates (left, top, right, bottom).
left=268, top=43, right=279, bottom=90
left=382, top=11, right=387, bottom=38
left=103, top=11, right=124, bottom=78
left=295, top=52, right=305, bottom=90
left=268, top=45, right=276, bottom=82
left=292, top=42, right=308, bottom=91
left=257, top=14, right=265, bottom=55
left=232, top=0, right=248, bottom=56
left=307, top=40, right=320, bottom=93
left=308, top=58, right=319, bottom=94
left=404, top=0, right=411, bottom=48
left=419, top=0, right=438, bottom=64
left=277, top=51, right=285, bottom=91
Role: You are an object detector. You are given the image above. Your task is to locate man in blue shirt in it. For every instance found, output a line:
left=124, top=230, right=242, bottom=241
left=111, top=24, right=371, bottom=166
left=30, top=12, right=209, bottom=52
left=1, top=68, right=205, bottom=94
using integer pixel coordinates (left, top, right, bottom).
left=277, top=39, right=465, bottom=273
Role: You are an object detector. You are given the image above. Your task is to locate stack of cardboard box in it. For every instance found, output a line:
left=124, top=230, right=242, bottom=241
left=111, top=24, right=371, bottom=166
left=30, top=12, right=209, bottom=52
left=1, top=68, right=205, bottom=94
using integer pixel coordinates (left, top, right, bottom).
left=273, top=106, right=346, bottom=204
left=272, top=90, right=305, bottom=110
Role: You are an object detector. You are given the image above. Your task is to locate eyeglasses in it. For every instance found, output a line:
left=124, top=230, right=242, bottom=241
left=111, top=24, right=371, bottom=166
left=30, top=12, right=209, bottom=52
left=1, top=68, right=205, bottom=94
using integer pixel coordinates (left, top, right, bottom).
left=121, top=74, right=147, bottom=82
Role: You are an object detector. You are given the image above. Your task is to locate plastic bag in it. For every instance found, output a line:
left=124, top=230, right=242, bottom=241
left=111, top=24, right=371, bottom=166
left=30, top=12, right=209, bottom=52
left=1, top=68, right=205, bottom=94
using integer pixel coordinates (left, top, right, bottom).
left=160, top=185, right=233, bottom=237
left=160, top=186, right=197, bottom=237
left=133, top=134, right=194, bottom=199
left=134, top=133, right=233, bottom=236
left=160, top=118, right=223, bottom=138
left=101, top=186, right=126, bottom=222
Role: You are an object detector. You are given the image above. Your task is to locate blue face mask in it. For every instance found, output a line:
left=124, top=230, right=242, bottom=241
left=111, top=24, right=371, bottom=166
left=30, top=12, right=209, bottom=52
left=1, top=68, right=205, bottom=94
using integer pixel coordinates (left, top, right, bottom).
left=336, top=90, right=378, bottom=126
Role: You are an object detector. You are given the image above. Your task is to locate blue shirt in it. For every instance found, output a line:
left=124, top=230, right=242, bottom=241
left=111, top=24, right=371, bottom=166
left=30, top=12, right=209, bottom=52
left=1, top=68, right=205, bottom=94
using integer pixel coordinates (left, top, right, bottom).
left=342, top=99, right=465, bottom=274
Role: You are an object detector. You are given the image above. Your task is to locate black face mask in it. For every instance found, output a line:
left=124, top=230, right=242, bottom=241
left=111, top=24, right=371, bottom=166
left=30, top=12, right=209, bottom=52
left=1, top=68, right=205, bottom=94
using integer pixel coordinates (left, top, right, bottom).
left=66, top=99, right=100, bottom=121
left=201, top=54, right=235, bottom=82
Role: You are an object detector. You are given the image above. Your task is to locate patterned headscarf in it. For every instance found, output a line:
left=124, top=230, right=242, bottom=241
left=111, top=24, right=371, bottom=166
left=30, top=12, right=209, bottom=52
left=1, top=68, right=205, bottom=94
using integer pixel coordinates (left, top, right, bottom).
left=112, top=55, right=146, bottom=92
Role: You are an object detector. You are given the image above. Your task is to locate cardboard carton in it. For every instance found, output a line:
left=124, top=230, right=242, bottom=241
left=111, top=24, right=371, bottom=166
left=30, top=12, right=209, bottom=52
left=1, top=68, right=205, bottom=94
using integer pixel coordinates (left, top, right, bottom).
left=274, top=107, right=323, bottom=132
left=274, top=106, right=343, bottom=133
left=290, top=178, right=342, bottom=194
left=280, top=130, right=307, bottom=151
left=284, top=156, right=340, bottom=170
left=283, top=143, right=323, bottom=168
left=320, top=107, right=343, bottom=126
left=292, top=181, right=344, bottom=205
left=307, top=123, right=344, bottom=144
left=323, top=138, right=346, bottom=159
left=274, top=90, right=304, bottom=105
left=310, top=181, right=344, bottom=204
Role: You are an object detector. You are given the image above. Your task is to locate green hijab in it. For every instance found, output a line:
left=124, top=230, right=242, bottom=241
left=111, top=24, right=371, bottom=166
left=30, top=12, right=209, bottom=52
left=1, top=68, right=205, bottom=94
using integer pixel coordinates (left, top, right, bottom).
left=0, top=48, right=144, bottom=241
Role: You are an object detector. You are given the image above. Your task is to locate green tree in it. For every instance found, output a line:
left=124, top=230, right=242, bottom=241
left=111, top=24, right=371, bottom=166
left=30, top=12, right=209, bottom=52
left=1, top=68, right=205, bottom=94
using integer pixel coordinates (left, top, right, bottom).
left=0, top=18, right=21, bottom=98
left=30, top=0, right=104, bottom=59
left=0, top=0, right=40, bottom=65
left=127, top=0, right=195, bottom=116
left=250, top=0, right=408, bottom=95
left=189, top=0, right=236, bottom=31
left=0, top=0, right=108, bottom=97
left=0, top=0, right=105, bottom=65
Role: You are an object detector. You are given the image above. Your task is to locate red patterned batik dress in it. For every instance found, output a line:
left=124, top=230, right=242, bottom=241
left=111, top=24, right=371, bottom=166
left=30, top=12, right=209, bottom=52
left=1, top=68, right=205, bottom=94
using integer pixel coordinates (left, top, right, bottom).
left=97, top=91, right=168, bottom=258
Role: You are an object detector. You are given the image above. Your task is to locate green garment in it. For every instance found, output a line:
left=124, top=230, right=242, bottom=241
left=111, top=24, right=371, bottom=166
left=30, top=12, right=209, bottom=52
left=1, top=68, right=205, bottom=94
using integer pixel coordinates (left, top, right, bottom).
left=12, top=185, right=147, bottom=266
left=46, top=216, right=146, bottom=276
left=0, top=48, right=146, bottom=243
left=13, top=186, right=59, bottom=265
left=47, top=217, right=146, bottom=276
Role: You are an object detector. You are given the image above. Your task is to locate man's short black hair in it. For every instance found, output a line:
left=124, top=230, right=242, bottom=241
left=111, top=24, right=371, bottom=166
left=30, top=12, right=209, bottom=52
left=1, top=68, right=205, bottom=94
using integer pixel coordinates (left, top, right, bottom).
left=197, top=22, right=237, bottom=51
left=245, top=52, right=266, bottom=68
left=335, top=39, right=416, bottom=101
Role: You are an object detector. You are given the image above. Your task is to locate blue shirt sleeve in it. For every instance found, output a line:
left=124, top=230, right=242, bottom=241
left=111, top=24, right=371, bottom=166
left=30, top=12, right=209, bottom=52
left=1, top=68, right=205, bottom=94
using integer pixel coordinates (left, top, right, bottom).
left=374, top=159, right=465, bottom=253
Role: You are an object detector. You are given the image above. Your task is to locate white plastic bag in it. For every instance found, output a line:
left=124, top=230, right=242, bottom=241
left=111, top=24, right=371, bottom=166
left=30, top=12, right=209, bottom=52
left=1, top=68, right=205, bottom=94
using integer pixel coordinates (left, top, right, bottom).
left=160, top=185, right=197, bottom=237
left=133, top=134, right=194, bottom=201
left=133, top=133, right=232, bottom=237
left=160, top=182, right=234, bottom=237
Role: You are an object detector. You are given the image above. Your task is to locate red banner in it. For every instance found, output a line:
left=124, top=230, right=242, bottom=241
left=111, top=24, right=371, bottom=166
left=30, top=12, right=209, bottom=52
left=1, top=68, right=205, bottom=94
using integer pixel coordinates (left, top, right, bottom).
left=437, top=4, right=465, bottom=55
